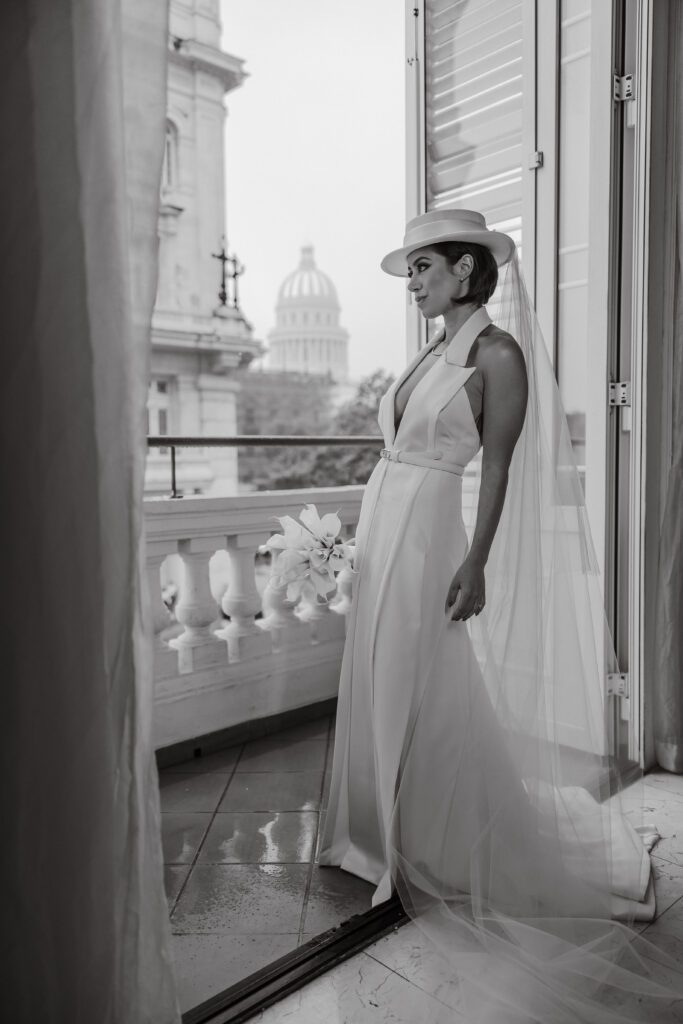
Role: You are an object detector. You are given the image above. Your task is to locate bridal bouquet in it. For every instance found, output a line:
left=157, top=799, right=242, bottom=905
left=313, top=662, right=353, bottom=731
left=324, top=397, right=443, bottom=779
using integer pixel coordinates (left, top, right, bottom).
left=265, top=503, right=356, bottom=603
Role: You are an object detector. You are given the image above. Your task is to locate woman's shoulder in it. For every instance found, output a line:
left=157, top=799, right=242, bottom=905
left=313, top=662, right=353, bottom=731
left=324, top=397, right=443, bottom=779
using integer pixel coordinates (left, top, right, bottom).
left=476, top=324, right=526, bottom=376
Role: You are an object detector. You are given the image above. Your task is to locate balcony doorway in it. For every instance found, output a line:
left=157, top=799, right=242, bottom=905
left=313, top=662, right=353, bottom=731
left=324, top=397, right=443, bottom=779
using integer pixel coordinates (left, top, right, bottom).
left=151, top=0, right=406, bottom=1012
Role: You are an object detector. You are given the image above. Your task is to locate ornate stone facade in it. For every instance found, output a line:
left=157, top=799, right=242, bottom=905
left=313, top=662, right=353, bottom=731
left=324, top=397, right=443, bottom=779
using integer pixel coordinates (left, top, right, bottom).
left=146, top=0, right=263, bottom=497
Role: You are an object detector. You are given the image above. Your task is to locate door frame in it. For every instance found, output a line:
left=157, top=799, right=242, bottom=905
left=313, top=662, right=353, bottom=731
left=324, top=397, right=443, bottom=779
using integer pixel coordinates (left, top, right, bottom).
left=535, top=0, right=655, bottom=768
left=405, top=0, right=426, bottom=359
left=615, top=0, right=655, bottom=767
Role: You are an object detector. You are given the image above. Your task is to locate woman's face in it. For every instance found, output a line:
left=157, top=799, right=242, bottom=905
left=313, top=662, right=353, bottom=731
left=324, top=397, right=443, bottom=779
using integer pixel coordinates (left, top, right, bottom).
left=405, top=246, right=470, bottom=318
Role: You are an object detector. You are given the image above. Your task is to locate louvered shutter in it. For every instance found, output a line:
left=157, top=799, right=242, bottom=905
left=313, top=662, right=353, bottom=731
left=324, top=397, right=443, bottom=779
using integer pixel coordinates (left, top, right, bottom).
left=424, top=0, right=526, bottom=247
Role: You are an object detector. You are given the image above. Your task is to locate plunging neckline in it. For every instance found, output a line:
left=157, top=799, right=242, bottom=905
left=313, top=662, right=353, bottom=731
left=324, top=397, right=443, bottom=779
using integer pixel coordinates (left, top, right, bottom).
left=392, top=333, right=445, bottom=435
left=390, top=307, right=492, bottom=440
left=392, top=335, right=484, bottom=441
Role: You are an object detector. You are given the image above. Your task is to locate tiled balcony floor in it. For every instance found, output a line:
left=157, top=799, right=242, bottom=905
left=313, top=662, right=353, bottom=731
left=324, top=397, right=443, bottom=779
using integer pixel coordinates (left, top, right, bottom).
left=247, top=770, right=683, bottom=1023
left=159, top=714, right=374, bottom=1013
left=161, top=736, right=683, bottom=1021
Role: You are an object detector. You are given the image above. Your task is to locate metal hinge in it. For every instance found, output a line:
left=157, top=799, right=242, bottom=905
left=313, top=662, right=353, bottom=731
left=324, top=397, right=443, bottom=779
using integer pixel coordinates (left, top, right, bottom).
left=607, top=672, right=629, bottom=697
left=528, top=151, right=544, bottom=170
left=614, top=73, right=634, bottom=102
left=407, top=6, right=420, bottom=66
left=609, top=381, right=631, bottom=407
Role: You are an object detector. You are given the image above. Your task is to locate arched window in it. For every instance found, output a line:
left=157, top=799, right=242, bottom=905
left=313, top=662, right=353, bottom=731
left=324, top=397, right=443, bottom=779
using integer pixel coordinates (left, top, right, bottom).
left=162, top=120, right=179, bottom=192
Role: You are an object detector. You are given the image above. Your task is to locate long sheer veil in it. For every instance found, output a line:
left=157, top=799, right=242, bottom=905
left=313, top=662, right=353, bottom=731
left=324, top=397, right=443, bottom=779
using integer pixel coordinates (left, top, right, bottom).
left=384, top=252, right=683, bottom=1022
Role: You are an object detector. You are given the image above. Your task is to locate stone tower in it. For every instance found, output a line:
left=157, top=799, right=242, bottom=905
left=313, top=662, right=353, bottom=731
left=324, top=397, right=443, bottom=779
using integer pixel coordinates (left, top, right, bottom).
left=146, top=0, right=263, bottom=496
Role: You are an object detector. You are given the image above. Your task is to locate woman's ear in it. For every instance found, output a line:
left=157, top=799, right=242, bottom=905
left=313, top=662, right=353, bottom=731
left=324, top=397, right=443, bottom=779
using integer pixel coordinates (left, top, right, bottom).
left=458, top=253, right=474, bottom=280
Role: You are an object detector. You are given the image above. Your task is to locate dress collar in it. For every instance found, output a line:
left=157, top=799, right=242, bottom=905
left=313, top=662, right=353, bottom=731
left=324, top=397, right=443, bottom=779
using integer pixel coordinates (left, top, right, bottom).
left=444, top=305, right=492, bottom=366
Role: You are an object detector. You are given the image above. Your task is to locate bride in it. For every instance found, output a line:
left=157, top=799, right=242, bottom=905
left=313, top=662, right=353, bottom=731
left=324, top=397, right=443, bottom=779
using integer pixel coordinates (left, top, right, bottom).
left=318, top=209, right=683, bottom=1022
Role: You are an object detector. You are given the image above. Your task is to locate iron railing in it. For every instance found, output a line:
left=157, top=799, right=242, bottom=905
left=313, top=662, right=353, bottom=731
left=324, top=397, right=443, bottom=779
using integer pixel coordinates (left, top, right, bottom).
left=146, top=434, right=383, bottom=498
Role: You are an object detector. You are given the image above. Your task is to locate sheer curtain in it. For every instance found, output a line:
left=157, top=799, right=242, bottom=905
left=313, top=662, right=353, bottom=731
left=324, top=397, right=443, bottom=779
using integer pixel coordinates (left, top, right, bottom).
left=3, top=1, right=179, bottom=1020
left=655, top=1, right=683, bottom=773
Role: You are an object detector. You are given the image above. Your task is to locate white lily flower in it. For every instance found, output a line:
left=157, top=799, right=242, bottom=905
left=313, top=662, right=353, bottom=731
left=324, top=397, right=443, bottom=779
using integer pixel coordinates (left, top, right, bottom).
left=284, top=578, right=308, bottom=602
left=328, top=550, right=350, bottom=574
left=299, top=503, right=342, bottom=542
left=265, top=532, right=288, bottom=551
left=265, top=502, right=356, bottom=606
left=272, top=548, right=309, bottom=573
left=311, top=567, right=337, bottom=597
left=275, top=514, right=319, bottom=551
left=309, top=548, right=332, bottom=571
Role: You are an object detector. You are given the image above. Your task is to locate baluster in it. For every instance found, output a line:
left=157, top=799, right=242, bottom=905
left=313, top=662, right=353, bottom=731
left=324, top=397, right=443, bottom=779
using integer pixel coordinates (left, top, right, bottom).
left=216, top=535, right=273, bottom=662
left=146, top=541, right=181, bottom=678
left=170, top=537, right=227, bottom=674
left=298, top=584, right=346, bottom=645
left=329, top=564, right=355, bottom=617
left=261, top=578, right=310, bottom=651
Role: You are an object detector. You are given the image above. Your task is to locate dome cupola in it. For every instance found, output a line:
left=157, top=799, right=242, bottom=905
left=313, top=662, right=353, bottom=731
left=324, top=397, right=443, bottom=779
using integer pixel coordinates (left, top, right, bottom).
left=278, top=245, right=339, bottom=307
left=267, top=244, right=349, bottom=381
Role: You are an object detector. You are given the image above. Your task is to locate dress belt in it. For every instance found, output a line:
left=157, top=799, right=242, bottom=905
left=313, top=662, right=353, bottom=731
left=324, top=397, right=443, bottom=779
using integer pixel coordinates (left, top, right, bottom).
left=379, top=447, right=466, bottom=477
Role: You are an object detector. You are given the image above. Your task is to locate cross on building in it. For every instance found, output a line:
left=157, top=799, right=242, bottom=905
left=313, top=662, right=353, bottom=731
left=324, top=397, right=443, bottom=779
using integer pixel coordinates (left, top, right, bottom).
left=212, top=237, right=245, bottom=311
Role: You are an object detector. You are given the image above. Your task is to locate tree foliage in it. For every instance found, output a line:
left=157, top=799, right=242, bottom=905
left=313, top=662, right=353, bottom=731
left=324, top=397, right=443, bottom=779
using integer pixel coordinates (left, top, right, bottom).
left=294, top=369, right=394, bottom=488
left=234, top=369, right=333, bottom=490
left=235, top=368, right=394, bottom=490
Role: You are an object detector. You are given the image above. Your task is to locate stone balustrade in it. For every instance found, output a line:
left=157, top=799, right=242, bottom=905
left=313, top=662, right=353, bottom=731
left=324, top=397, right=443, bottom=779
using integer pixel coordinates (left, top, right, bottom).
left=145, top=486, right=364, bottom=749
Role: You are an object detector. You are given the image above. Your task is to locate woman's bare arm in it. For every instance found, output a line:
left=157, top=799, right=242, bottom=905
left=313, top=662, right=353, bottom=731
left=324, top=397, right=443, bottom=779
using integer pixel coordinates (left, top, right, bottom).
left=446, top=331, right=528, bottom=621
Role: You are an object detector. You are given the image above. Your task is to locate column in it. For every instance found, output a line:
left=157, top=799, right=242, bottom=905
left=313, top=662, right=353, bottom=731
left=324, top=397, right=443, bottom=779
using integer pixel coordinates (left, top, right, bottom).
left=261, top=579, right=311, bottom=651
left=170, top=536, right=227, bottom=674
left=146, top=539, right=181, bottom=679
left=216, top=534, right=273, bottom=662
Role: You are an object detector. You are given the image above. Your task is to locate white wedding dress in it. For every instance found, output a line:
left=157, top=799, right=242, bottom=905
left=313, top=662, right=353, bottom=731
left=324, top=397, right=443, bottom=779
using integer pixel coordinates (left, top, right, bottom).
left=318, top=305, right=653, bottom=915
left=318, top=306, right=491, bottom=898
left=317, top=300, right=677, bottom=1022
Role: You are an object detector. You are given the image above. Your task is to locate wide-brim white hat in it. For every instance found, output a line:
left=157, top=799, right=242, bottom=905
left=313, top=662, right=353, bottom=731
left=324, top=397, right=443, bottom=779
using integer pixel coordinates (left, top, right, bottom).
left=380, top=208, right=515, bottom=276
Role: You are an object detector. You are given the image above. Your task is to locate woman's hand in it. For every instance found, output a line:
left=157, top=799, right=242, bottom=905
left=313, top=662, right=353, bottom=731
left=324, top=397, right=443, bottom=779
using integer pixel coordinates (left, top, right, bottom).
left=445, top=557, right=485, bottom=621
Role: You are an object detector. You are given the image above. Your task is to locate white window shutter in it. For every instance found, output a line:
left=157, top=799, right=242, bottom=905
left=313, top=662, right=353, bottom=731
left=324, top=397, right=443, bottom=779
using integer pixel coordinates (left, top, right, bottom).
left=423, top=0, right=528, bottom=248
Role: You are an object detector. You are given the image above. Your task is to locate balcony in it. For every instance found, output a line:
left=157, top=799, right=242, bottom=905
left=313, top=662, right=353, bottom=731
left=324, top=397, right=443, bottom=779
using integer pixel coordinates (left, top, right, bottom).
left=143, top=423, right=487, bottom=754
left=145, top=473, right=683, bottom=1020
left=146, top=483, right=364, bottom=751
left=145, top=476, right=374, bottom=1012
left=145, top=440, right=683, bottom=1020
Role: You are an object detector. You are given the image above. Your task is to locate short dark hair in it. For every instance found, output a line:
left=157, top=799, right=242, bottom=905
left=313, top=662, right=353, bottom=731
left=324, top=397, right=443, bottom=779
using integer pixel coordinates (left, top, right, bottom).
left=429, top=240, right=498, bottom=306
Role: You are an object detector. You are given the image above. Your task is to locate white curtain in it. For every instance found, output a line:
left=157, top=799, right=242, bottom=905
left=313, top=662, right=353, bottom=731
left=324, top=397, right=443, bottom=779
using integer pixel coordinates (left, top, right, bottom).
left=655, top=0, right=683, bottom=773
left=3, top=1, right=179, bottom=1020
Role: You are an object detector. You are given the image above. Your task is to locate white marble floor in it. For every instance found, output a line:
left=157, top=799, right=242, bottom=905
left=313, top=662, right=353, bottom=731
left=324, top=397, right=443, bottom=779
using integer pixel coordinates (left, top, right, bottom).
left=249, top=770, right=683, bottom=1023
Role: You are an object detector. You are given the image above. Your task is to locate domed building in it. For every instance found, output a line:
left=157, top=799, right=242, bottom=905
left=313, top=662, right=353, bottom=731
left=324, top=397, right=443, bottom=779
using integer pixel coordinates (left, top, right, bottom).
left=267, top=245, right=349, bottom=382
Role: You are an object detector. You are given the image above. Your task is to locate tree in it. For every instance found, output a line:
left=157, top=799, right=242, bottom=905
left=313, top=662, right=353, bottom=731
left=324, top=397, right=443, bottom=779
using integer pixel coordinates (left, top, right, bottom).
left=234, top=368, right=334, bottom=490
left=264, top=369, right=394, bottom=489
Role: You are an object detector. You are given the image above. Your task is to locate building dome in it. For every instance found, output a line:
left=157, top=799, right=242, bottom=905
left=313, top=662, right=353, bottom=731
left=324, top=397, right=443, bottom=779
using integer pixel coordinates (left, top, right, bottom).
left=267, top=244, right=349, bottom=382
left=278, top=245, right=339, bottom=306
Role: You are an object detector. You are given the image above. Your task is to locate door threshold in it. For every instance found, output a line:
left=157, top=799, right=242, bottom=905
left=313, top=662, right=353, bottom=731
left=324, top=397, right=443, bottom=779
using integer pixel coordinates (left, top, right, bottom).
left=182, top=894, right=409, bottom=1024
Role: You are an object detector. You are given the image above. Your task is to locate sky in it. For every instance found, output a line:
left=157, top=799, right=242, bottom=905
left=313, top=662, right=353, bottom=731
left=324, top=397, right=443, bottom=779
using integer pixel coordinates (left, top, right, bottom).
left=219, top=0, right=407, bottom=379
